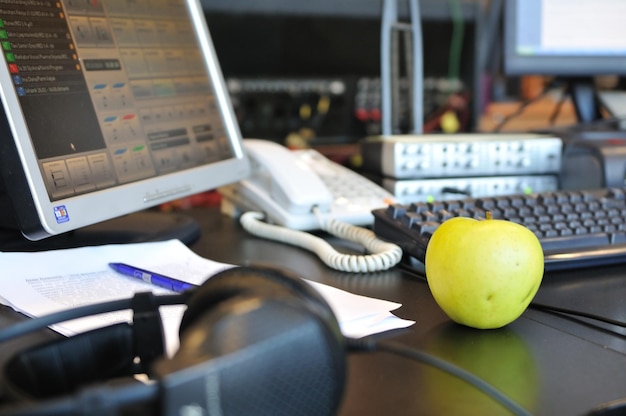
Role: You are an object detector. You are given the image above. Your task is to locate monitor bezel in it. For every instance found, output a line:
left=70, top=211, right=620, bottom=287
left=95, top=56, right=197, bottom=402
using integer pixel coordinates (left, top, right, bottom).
left=0, top=0, right=249, bottom=241
left=503, top=0, right=626, bottom=76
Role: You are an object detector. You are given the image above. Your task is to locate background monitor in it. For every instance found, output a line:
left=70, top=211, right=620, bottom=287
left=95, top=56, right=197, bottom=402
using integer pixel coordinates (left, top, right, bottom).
left=503, top=0, right=626, bottom=122
left=0, top=0, right=249, bottom=248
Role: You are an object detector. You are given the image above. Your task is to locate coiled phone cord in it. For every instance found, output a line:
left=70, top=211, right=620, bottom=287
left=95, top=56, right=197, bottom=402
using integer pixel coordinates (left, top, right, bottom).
left=240, top=211, right=403, bottom=273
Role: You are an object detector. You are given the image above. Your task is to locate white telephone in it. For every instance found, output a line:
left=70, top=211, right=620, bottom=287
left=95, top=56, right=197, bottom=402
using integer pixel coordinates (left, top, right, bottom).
left=219, top=139, right=395, bottom=230
left=219, top=139, right=402, bottom=273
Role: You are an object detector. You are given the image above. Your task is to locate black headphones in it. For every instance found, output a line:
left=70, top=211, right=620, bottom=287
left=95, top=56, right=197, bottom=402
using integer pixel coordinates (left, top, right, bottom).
left=0, top=266, right=347, bottom=416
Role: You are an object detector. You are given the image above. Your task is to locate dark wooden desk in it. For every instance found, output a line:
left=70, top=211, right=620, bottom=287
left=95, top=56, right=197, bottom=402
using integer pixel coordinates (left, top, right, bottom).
left=3, top=207, right=626, bottom=415
left=188, top=207, right=626, bottom=416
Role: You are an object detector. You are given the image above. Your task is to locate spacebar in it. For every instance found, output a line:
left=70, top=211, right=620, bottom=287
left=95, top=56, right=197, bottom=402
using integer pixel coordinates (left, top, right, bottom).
left=540, top=233, right=611, bottom=252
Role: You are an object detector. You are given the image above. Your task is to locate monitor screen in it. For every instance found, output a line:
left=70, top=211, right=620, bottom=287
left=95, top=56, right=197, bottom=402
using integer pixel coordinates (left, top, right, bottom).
left=0, top=0, right=249, bottom=241
left=504, top=0, right=626, bottom=76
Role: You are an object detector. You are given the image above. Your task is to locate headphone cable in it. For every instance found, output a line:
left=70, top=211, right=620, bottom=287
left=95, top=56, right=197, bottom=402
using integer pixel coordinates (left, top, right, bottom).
left=346, top=337, right=532, bottom=416
left=0, top=380, right=159, bottom=416
left=0, top=293, right=185, bottom=343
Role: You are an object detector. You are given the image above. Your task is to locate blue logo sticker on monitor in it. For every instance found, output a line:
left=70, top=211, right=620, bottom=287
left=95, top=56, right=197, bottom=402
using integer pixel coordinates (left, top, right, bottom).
left=54, top=205, right=70, bottom=224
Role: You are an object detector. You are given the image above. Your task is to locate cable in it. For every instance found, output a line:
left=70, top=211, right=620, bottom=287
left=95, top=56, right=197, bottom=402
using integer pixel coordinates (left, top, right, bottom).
left=384, top=250, right=626, bottom=331
left=530, top=302, right=626, bottom=329
left=492, top=85, right=552, bottom=133
left=548, top=89, right=568, bottom=125
left=448, top=0, right=465, bottom=83
left=0, top=293, right=185, bottom=343
left=0, top=381, right=159, bottom=416
left=365, top=262, right=626, bottom=331
left=239, top=211, right=403, bottom=273
left=396, top=271, right=626, bottom=331
left=347, top=337, right=532, bottom=416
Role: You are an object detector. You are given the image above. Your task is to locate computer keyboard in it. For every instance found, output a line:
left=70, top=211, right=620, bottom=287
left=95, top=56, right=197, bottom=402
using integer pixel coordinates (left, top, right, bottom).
left=371, top=187, right=626, bottom=271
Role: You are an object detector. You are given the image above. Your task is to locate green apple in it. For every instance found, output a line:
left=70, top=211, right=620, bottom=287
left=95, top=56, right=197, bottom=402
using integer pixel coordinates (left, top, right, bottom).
left=424, top=216, right=544, bottom=329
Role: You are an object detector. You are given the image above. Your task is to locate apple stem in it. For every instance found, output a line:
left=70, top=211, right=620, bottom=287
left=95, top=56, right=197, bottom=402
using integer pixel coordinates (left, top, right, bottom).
left=486, top=211, right=492, bottom=220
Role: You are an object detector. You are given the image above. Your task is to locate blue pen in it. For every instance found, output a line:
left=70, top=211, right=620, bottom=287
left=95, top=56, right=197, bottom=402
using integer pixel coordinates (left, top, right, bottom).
left=108, top=262, right=197, bottom=293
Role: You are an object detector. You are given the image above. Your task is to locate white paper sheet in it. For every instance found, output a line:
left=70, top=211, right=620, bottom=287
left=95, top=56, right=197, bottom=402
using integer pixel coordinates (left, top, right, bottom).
left=0, top=239, right=414, bottom=355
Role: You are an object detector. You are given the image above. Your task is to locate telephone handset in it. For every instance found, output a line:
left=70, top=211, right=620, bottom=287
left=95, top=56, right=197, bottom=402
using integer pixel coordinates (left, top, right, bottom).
left=219, top=139, right=402, bottom=273
left=219, top=139, right=333, bottom=229
left=219, top=139, right=394, bottom=231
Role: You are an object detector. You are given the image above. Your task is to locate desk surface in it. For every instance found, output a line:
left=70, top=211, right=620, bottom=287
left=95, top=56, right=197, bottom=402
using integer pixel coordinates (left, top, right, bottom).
left=3, top=207, right=626, bottom=415
left=189, top=207, right=626, bottom=416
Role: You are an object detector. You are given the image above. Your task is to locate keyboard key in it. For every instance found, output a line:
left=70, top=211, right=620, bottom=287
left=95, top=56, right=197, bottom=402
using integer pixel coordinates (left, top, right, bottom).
left=541, top=233, right=610, bottom=251
left=608, top=188, right=626, bottom=200
left=611, top=232, right=626, bottom=244
left=400, top=212, right=422, bottom=228
left=386, top=204, right=406, bottom=219
left=414, top=221, right=440, bottom=235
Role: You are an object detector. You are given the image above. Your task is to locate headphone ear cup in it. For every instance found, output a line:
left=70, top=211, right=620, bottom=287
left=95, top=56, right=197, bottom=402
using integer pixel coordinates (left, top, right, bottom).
left=154, top=265, right=347, bottom=416
left=180, top=265, right=341, bottom=341
left=3, top=323, right=139, bottom=401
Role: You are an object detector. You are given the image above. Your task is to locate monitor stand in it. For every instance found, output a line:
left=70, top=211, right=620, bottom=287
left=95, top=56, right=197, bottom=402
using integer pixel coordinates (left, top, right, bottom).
left=567, top=77, right=603, bottom=123
left=0, top=210, right=201, bottom=252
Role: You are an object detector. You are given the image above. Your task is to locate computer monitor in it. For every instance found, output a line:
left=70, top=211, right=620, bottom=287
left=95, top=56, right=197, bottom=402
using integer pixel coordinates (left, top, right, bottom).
left=0, top=0, right=249, bottom=249
left=503, top=0, right=626, bottom=122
